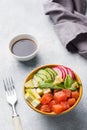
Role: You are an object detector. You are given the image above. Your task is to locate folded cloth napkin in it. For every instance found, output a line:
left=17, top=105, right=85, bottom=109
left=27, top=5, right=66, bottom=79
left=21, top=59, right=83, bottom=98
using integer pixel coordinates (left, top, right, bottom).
left=44, top=0, right=87, bottom=58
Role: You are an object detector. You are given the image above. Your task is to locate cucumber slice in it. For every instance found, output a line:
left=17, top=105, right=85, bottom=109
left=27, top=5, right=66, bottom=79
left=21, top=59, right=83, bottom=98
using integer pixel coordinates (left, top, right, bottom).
left=43, top=88, right=51, bottom=94
left=24, top=79, right=34, bottom=88
left=31, top=99, right=40, bottom=107
left=36, top=88, right=43, bottom=95
left=26, top=89, right=41, bottom=99
left=25, top=93, right=35, bottom=103
left=25, top=93, right=40, bottom=107
left=33, top=74, right=43, bottom=83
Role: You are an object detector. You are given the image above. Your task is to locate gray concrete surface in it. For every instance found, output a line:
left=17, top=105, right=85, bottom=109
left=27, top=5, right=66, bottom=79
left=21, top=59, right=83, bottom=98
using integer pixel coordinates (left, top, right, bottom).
left=0, top=0, right=87, bottom=130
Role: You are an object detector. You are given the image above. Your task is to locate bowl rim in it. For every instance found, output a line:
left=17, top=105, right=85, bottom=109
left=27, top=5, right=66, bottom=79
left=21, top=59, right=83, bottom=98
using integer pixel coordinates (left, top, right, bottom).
left=23, top=64, right=83, bottom=116
left=9, top=34, right=39, bottom=59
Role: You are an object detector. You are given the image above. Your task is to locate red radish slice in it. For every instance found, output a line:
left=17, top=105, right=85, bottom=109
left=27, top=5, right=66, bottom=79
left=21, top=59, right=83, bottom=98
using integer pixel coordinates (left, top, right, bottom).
left=61, top=66, right=68, bottom=75
left=53, top=65, right=75, bottom=79
left=53, top=67, right=62, bottom=78
left=53, top=66, right=66, bottom=79
left=58, top=65, right=68, bottom=77
left=64, top=66, right=68, bottom=74
left=65, top=67, right=74, bottom=79
left=57, top=66, right=66, bottom=79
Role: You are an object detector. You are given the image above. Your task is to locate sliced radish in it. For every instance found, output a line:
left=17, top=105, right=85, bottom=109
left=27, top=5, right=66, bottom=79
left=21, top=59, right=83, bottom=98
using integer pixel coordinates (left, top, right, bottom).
left=58, top=65, right=68, bottom=77
left=57, top=66, right=66, bottom=79
left=53, top=67, right=62, bottom=78
left=53, top=66, right=66, bottom=79
left=53, top=65, right=75, bottom=80
left=62, top=66, right=68, bottom=75
left=65, top=67, right=75, bottom=79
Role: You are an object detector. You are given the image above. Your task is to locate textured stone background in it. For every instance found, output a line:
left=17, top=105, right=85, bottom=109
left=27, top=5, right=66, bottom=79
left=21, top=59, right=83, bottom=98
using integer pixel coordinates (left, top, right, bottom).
left=0, top=0, right=87, bottom=130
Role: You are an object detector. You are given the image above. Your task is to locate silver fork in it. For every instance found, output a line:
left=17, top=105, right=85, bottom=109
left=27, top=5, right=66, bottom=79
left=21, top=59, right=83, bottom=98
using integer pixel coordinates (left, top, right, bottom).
left=3, top=77, right=23, bottom=130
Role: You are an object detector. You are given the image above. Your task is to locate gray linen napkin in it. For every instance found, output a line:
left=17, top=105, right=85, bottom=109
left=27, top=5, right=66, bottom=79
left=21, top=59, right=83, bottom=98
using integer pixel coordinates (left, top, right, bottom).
left=44, top=0, right=87, bottom=58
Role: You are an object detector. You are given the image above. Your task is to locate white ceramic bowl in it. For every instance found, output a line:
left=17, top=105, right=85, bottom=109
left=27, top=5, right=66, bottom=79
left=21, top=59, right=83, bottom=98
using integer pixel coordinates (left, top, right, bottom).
left=9, top=34, right=39, bottom=61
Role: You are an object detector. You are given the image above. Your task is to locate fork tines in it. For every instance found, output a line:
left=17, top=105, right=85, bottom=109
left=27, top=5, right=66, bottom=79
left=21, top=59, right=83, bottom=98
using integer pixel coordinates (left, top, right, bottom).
left=3, top=77, right=15, bottom=94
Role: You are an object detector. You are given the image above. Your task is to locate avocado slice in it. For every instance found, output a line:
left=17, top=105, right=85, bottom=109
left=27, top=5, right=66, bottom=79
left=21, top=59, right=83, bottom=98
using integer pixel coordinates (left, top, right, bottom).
left=45, top=68, right=57, bottom=80
left=38, top=69, right=52, bottom=80
left=33, top=74, right=43, bottom=84
left=45, top=68, right=55, bottom=80
left=36, top=73, right=48, bottom=81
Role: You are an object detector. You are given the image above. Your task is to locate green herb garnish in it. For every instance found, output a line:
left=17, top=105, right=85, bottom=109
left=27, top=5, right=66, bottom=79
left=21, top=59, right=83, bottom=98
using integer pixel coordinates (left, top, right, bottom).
left=64, top=75, right=74, bottom=89
left=38, top=82, right=64, bottom=90
left=38, top=75, right=79, bottom=91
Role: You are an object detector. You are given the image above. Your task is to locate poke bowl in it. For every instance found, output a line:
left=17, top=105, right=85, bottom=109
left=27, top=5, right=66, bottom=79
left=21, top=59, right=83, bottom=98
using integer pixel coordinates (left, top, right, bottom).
left=23, top=64, right=83, bottom=116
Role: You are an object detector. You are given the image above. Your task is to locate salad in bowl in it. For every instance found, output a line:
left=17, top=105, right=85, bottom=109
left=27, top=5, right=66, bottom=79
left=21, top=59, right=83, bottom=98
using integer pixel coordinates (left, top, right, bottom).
left=23, top=64, right=82, bottom=116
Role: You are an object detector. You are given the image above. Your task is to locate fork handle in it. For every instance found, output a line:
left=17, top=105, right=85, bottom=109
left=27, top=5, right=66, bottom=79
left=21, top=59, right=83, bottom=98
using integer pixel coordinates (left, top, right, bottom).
left=12, top=115, right=23, bottom=130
